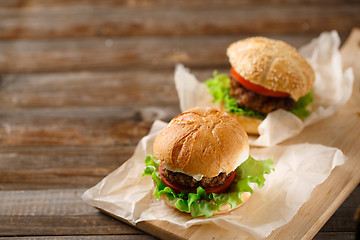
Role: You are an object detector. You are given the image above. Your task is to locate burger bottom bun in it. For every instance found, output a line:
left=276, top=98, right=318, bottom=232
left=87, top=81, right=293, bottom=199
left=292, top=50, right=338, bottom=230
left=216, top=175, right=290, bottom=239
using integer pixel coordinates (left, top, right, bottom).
left=161, top=192, right=251, bottom=217
left=218, top=103, right=261, bottom=135
left=220, top=104, right=314, bottom=135
left=227, top=113, right=261, bottom=135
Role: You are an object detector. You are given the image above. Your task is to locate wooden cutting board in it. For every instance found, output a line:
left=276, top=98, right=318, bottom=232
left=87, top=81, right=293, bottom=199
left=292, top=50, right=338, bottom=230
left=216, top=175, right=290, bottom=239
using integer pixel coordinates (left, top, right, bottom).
left=106, top=28, right=360, bottom=240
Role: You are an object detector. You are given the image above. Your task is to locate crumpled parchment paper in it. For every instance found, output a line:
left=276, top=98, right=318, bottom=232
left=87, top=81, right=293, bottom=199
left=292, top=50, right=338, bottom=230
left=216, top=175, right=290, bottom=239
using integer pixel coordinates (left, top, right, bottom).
left=82, top=120, right=347, bottom=239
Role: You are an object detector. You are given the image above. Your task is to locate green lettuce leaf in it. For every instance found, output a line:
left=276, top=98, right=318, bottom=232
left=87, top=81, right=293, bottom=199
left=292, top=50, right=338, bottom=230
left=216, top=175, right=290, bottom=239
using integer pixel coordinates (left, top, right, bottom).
left=205, top=71, right=265, bottom=119
left=205, top=71, right=313, bottom=120
left=142, top=155, right=274, bottom=218
left=290, top=90, right=313, bottom=119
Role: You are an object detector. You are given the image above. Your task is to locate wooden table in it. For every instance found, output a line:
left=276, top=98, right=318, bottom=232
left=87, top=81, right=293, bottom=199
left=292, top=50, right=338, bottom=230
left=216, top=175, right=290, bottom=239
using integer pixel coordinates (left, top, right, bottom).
left=0, top=1, right=359, bottom=239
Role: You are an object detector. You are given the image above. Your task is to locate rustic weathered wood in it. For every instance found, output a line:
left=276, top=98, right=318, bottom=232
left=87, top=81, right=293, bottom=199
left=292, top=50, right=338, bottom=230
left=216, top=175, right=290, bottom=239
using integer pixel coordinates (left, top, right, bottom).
left=0, top=0, right=358, bottom=9
left=313, top=233, right=356, bottom=240
left=321, top=207, right=357, bottom=232
left=0, top=70, right=177, bottom=108
left=0, top=188, right=357, bottom=237
left=0, top=234, right=354, bottom=240
left=0, top=189, right=143, bottom=236
left=0, top=189, right=97, bottom=216
left=0, top=236, right=158, bottom=240
left=0, top=69, right=216, bottom=109
left=0, top=3, right=358, bottom=39
left=0, top=34, right=337, bottom=73
left=320, top=187, right=359, bottom=232
left=0, top=146, right=135, bottom=190
left=0, top=106, right=179, bottom=146
left=0, top=0, right=358, bottom=239
left=0, top=146, right=134, bottom=170
left=0, top=215, right=142, bottom=236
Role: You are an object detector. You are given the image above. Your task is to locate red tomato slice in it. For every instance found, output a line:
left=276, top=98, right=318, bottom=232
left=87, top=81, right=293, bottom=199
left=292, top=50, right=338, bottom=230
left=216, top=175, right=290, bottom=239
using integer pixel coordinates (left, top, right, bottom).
left=159, top=164, right=235, bottom=195
left=231, top=67, right=290, bottom=98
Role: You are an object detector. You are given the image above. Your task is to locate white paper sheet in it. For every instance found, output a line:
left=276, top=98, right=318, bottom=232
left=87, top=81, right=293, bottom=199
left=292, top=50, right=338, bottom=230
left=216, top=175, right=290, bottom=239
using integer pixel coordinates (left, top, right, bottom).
left=174, top=31, right=354, bottom=147
left=82, top=120, right=347, bottom=239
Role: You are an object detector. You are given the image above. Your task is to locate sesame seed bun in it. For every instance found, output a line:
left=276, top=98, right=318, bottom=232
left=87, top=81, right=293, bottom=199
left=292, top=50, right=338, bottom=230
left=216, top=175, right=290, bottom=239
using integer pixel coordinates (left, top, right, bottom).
left=153, top=107, right=249, bottom=178
left=227, top=37, right=315, bottom=101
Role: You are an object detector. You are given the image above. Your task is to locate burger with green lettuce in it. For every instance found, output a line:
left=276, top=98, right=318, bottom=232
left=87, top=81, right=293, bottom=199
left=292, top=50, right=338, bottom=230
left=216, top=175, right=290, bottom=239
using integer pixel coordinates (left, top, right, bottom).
left=206, top=37, right=315, bottom=134
left=143, top=107, right=273, bottom=218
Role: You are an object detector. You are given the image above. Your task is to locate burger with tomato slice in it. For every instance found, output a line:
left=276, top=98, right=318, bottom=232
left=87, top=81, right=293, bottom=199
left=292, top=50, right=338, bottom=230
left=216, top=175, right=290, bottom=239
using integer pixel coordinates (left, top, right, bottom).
left=143, top=107, right=273, bottom=218
left=206, top=37, right=315, bottom=134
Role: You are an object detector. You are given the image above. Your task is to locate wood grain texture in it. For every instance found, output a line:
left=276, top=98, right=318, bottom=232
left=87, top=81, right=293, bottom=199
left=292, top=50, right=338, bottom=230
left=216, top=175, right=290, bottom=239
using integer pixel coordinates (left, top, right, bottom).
left=0, top=106, right=178, bottom=146
left=0, top=188, right=357, bottom=237
left=313, top=233, right=356, bottom=240
left=0, top=189, right=144, bottom=236
left=0, top=237, right=157, bottom=240
left=0, top=234, right=355, bottom=240
left=0, top=0, right=358, bottom=9
left=0, top=146, right=135, bottom=190
left=0, top=34, right=334, bottom=73
left=0, top=189, right=96, bottom=216
left=0, top=0, right=358, bottom=239
left=0, top=69, right=215, bottom=109
left=0, top=5, right=358, bottom=39
left=316, top=186, right=358, bottom=233
left=0, top=70, right=177, bottom=108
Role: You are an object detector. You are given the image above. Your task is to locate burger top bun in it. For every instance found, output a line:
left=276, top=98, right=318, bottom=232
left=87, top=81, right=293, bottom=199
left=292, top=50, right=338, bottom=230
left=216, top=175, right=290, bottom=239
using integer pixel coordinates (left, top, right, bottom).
left=153, top=107, right=249, bottom=178
left=227, top=37, right=315, bottom=101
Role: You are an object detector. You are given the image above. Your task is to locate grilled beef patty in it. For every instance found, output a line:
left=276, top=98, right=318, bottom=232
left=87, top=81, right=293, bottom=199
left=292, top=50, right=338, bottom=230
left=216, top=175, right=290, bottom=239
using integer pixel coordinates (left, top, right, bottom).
left=229, top=76, right=295, bottom=114
left=161, top=168, right=233, bottom=188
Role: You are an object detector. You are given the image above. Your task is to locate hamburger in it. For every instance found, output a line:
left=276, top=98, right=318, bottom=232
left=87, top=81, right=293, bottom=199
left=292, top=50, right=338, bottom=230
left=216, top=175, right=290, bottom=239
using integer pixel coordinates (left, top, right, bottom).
left=205, top=37, right=315, bottom=134
left=143, top=107, right=273, bottom=218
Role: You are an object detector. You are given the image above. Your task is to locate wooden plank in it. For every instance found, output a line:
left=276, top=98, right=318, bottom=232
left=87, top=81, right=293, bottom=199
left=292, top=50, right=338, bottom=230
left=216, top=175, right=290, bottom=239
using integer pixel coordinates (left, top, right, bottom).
left=0, top=70, right=178, bottom=109
left=0, top=0, right=358, bottom=10
left=313, top=232, right=356, bottom=240
left=0, top=34, right=342, bottom=73
left=319, top=186, right=359, bottom=232
left=0, top=5, right=358, bottom=39
left=0, top=232, right=354, bottom=240
left=321, top=208, right=357, bottom=232
left=0, top=189, right=144, bottom=236
left=0, top=106, right=179, bottom=146
left=0, top=215, right=138, bottom=235
left=0, top=146, right=136, bottom=190
left=0, top=146, right=134, bottom=170
left=0, top=236, right=157, bottom=240
left=0, top=189, right=95, bottom=216
left=0, top=69, right=218, bottom=109
left=0, top=70, right=211, bottom=109
left=0, top=188, right=357, bottom=237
